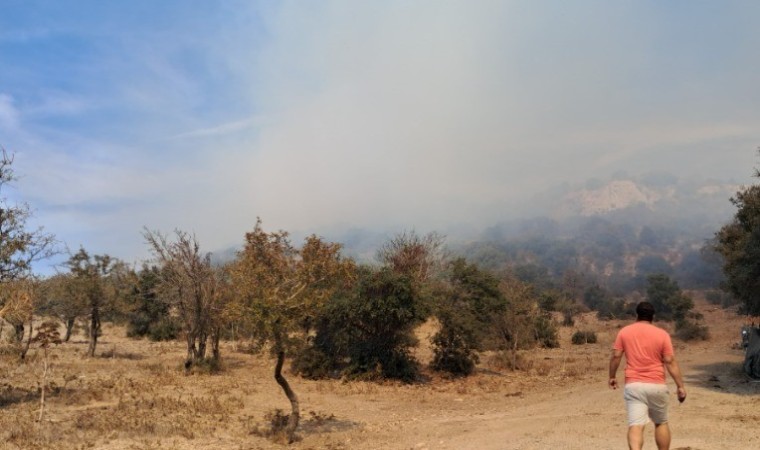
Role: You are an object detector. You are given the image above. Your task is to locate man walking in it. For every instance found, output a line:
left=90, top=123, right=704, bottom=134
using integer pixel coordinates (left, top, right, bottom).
left=609, top=302, right=687, bottom=450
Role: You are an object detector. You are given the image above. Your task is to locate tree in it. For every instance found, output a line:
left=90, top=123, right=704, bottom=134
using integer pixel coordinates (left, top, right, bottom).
left=65, top=248, right=119, bottom=357
left=125, top=265, right=179, bottom=341
left=0, top=149, right=56, bottom=283
left=0, top=149, right=56, bottom=342
left=0, top=278, right=36, bottom=358
left=430, top=258, right=507, bottom=376
left=714, top=173, right=760, bottom=315
left=231, top=219, right=354, bottom=442
left=39, top=273, right=87, bottom=342
left=144, top=229, right=221, bottom=367
left=376, top=230, right=445, bottom=288
left=496, top=274, right=559, bottom=369
left=645, top=274, right=692, bottom=321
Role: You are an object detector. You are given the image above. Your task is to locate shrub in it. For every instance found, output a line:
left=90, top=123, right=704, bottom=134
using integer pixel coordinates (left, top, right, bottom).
left=430, top=320, right=478, bottom=376
left=148, top=318, right=180, bottom=341
left=571, top=330, right=598, bottom=345
left=293, top=267, right=424, bottom=382
left=675, top=319, right=710, bottom=341
left=291, top=346, right=334, bottom=380
left=533, top=312, right=560, bottom=348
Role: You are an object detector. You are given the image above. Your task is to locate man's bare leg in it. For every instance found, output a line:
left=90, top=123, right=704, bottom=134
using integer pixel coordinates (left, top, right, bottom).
left=628, top=425, right=644, bottom=450
left=654, top=422, right=671, bottom=450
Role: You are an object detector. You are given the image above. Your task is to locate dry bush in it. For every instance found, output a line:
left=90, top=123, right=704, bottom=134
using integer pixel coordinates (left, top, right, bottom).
left=488, top=351, right=534, bottom=372
left=250, top=408, right=298, bottom=444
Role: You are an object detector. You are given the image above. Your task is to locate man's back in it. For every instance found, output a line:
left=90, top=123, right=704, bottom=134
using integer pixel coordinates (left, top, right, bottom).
left=614, top=321, right=673, bottom=384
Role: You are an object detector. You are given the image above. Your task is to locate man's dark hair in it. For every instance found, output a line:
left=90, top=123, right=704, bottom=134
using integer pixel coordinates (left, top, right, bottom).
left=636, top=301, right=655, bottom=322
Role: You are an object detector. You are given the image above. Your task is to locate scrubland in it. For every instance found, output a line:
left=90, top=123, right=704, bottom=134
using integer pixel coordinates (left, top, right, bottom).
left=1, top=298, right=757, bottom=450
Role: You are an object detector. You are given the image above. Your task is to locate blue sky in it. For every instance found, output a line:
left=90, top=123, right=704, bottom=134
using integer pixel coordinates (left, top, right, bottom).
left=1, top=1, right=759, bottom=271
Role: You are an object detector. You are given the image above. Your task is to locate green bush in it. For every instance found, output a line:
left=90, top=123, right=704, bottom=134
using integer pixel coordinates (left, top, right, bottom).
left=533, top=312, right=560, bottom=348
left=430, top=320, right=478, bottom=376
left=571, top=330, right=598, bottom=345
left=147, top=317, right=180, bottom=341
left=675, top=319, right=710, bottom=341
left=293, top=267, right=424, bottom=382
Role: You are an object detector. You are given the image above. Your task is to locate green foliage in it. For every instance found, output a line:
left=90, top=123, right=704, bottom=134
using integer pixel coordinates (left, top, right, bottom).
left=429, top=258, right=506, bottom=376
left=675, top=318, right=710, bottom=341
left=704, top=289, right=739, bottom=308
left=532, top=312, right=559, bottom=348
left=293, top=267, right=423, bottom=381
left=430, top=320, right=478, bottom=376
left=571, top=330, right=597, bottom=345
left=646, top=274, right=693, bottom=321
left=714, top=181, right=760, bottom=315
left=126, top=266, right=179, bottom=341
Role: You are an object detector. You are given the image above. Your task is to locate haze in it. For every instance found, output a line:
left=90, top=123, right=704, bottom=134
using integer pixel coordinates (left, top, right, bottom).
left=1, top=1, right=759, bottom=268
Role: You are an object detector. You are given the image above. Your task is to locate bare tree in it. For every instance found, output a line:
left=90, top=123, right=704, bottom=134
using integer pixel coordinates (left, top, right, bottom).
left=143, top=228, right=221, bottom=367
left=376, top=230, right=446, bottom=286
left=0, top=149, right=56, bottom=343
left=0, top=149, right=56, bottom=283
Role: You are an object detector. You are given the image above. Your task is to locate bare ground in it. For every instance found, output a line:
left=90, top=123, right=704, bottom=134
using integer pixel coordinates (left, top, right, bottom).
left=1, top=297, right=758, bottom=450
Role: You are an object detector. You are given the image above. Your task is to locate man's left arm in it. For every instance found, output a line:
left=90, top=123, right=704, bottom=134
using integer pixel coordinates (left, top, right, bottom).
left=608, top=349, right=623, bottom=389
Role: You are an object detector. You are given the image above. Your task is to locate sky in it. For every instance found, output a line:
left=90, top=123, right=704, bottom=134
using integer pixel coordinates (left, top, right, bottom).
left=1, top=0, right=759, bottom=270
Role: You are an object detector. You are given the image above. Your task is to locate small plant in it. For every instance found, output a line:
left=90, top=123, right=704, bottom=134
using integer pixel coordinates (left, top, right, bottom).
left=571, top=330, right=597, bottom=345
left=32, top=320, right=62, bottom=421
left=250, top=409, right=297, bottom=444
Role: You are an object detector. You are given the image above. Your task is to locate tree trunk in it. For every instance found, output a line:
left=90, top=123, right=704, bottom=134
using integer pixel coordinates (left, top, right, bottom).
left=19, top=317, right=32, bottom=360
left=64, top=317, right=75, bottom=342
left=88, top=307, right=100, bottom=357
left=274, top=349, right=299, bottom=443
left=211, top=326, right=221, bottom=362
left=14, top=322, right=24, bottom=343
left=197, top=330, right=207, bottom=360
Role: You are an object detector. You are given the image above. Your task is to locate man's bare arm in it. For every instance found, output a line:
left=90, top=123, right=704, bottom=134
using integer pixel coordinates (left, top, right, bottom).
left=608, top=349, right=623, bottom=389
left=663, top=354, right=686, bottom=401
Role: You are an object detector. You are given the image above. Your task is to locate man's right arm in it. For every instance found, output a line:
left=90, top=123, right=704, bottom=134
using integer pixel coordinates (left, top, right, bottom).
left=663, top=354, right=686, bottom=401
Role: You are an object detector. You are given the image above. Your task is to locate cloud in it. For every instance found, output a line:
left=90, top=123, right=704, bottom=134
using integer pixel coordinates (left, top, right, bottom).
left=0, top=93, right=20, bottom=131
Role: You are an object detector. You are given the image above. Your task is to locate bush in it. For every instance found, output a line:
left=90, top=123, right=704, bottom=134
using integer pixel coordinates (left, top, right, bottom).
left=430, top=321, right=478, bottom=376
left=675, top=319, right=710, bottom=341
left=291, top=346, right=334, bottom=380
left=533, top=312, right=560, bottom=348
left=147, top=317, right=180, bottom=341
left=571, top=330, right=598, bottom=345
left=293, top=267, right=424, bottom=382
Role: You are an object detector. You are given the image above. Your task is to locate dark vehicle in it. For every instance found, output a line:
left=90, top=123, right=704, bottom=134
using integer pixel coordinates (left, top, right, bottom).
left=743, top=325, right=760, bottom=379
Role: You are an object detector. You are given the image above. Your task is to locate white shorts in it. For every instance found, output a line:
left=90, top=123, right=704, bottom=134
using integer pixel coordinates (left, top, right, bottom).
left=624, top=382, right=669, bottom=426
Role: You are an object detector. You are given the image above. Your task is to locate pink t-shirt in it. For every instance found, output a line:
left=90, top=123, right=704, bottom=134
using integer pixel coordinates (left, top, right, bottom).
left=613, top=321, right=674, bottom=384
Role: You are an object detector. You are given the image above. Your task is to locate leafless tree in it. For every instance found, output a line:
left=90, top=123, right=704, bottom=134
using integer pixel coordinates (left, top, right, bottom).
left=376, top=230, right=446, bottom=286
left=143, top=228, right=221, bottom=367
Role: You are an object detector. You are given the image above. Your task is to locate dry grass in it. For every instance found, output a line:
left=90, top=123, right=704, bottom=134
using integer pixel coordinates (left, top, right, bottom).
left=0, top=299, right=750, bottom=449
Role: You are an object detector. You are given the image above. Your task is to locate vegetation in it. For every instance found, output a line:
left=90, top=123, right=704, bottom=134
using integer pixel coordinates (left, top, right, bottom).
left=571, top=330, right=597, bottom=345
left=230, top=219, right=354, bottom=442
left=714, top=172, right=760, bottom=315
left=6, top=144, right=759, bottom=446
